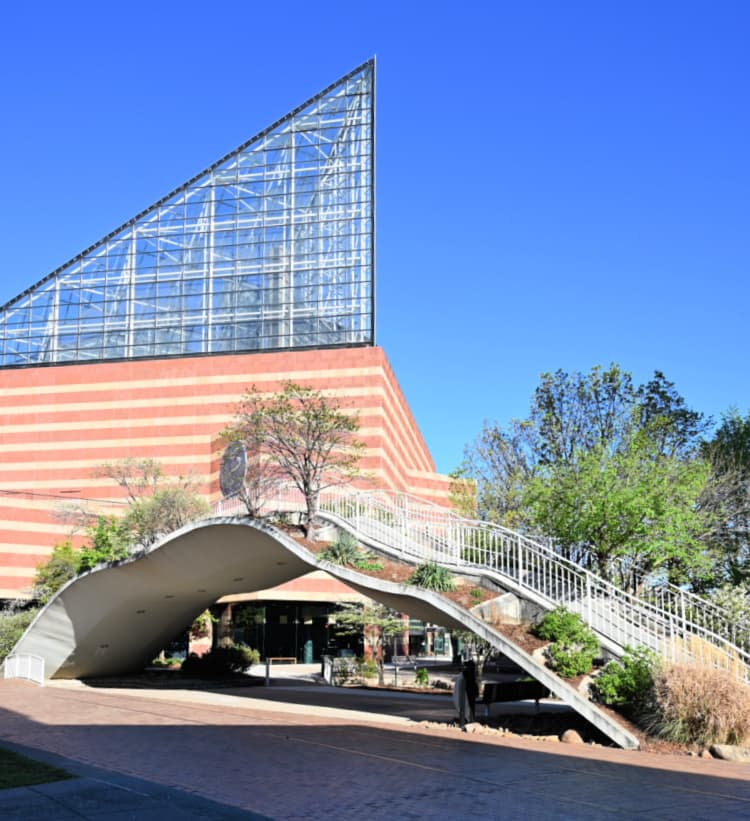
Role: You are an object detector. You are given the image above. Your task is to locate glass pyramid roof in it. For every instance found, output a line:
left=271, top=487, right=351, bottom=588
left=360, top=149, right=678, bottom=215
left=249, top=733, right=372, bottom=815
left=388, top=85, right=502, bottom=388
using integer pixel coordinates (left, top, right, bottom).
left=0, top=60, right=374, bottom=367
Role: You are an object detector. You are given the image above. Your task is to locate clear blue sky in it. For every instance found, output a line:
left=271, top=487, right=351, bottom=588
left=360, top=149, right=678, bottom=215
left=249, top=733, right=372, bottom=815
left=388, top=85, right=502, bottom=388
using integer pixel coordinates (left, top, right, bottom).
left=1, top=2, right=748, bottom=474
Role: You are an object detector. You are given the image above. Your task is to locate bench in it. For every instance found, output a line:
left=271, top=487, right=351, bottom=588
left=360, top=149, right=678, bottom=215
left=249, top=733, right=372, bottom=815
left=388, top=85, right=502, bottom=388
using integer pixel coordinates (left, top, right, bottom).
left=482, top=680, right=551, bottom=715
left=266, top=657, right=297, bottom=664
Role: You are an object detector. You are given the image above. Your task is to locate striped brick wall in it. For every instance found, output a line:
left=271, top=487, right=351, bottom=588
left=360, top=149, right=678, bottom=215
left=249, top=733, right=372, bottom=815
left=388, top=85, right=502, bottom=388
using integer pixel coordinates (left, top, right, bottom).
left=0, top=346, right=451, bottom=598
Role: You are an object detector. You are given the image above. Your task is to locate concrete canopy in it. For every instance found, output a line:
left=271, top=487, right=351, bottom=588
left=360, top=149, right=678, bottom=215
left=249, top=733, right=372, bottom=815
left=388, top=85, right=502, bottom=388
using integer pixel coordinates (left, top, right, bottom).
left=10, top=515, right=640, bottom=749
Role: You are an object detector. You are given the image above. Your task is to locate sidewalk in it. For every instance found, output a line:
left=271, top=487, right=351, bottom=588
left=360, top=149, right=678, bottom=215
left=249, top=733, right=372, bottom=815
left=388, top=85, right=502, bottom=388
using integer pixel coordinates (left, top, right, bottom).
left=0, top=739, right=271, bottom=820
left=2, top=677, right=750, bottom=819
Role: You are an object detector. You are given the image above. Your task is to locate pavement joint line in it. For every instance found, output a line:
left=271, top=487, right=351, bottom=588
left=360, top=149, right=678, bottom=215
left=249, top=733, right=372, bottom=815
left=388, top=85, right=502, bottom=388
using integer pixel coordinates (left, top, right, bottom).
left=85, top=776, right=152, bottom=796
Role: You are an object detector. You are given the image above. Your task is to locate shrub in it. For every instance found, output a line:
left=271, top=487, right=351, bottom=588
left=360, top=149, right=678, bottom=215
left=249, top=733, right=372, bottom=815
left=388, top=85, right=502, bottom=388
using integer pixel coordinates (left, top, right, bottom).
left=593, top=645, right=659, bottom=716
left=181, top=642, right=259, bottom=677
left=0, top=605, right=39, bottom=663
left=646, top=664, right=750, bottom=746
left=358, top=657, right=378, bottom=679
left=319, top=532, right=361, bottom=565
left=415, top=666, right=429, bottom=686
left=189, top=609, right=216, bottom=640
left=319, top=532, right=384, bottom=572
left=351, top=554, right=384, bottom=572
left=534, top=608, right=599, bottom=678
left=408, top=562, right=456, bottom=592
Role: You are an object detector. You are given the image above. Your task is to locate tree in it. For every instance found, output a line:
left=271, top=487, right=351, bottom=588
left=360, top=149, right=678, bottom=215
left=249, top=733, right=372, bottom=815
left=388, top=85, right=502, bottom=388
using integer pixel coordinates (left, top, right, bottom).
left=229, top=381, right=364, bottom=536
left=95, top=458, right=209, bottom=547
left=94, top=457, right=164, bottom=502
left=529, top=364, right=635, bottom=464
left=700, top=409, right=750, bottom=584
left=33, top=541, right=80, bottom=604
left=453, top=419, right=533, bottom=527
left=78, top=516, right=131, bottom=572
left=334, top=601, right=404, bottom=685
left=459, top=364, right=710, bottom=588
left=122, top=486, right=209, bottom=547
left=524, top=434, right=710, bottom=588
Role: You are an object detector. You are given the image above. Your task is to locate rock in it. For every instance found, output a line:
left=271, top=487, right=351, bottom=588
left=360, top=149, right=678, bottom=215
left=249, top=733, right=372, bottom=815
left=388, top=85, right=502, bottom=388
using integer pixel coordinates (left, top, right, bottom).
left=709, top=744, right=750, bottom=763
left=577, top=675, right=593, bottom=696
left=463, top=722, right=482, bottom=734
left=700, top=749, right=713, bottom=759
left=560, top=729, right=584, bottom=745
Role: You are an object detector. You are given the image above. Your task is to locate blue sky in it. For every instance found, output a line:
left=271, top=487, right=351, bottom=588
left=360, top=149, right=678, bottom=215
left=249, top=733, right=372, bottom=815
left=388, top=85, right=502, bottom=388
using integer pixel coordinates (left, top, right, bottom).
left=1, top=2, right=748, bottom=474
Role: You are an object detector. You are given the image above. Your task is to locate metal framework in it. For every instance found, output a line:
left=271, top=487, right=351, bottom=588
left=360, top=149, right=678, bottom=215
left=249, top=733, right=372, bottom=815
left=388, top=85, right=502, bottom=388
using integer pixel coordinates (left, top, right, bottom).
left=0, top=60, right=374, bottom=367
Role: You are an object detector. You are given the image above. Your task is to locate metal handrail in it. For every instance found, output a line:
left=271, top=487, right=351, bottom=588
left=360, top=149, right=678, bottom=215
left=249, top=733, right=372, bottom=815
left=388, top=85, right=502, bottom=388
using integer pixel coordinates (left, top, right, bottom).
left=212, top=485, right=749, bottom=681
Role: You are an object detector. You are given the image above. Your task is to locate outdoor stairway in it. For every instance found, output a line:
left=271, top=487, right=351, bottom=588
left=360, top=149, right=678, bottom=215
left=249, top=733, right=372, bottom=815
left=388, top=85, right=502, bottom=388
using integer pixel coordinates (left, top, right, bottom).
left=288, top=487, right=750, bottom=683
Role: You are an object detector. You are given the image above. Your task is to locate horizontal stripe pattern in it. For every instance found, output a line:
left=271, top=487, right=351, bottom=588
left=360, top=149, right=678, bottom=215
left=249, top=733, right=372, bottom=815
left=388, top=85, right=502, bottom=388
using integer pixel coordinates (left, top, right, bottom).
left=0, top=346, right=451, bottom=597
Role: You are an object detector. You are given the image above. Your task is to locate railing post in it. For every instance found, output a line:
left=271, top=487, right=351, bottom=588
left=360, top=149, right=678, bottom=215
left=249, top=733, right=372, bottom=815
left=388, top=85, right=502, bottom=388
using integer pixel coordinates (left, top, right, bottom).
left=516, top=537, right=522, bottom=587
left=402, top=495, right=408, bottom=553
left=586, top=573, right=592, bottom=627
left=680, top=590, right=687, bottom=639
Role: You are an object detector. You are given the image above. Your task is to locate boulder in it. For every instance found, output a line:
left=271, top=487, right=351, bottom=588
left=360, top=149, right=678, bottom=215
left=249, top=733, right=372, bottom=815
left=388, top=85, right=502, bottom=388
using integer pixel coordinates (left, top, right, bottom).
left=560, top=729, right=584, bottom=744
left=709, top=744, right=750, bottom=763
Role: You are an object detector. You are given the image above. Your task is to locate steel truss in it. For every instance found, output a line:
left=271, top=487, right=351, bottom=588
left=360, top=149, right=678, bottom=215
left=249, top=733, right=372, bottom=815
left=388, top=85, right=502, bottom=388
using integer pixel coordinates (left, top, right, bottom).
left=0, top=60, right=374, bottom=367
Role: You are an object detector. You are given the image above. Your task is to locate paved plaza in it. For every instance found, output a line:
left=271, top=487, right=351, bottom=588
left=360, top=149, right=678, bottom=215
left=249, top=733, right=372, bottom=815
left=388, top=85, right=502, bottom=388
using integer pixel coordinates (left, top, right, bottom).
left=1, top=677, right=749, bottom=819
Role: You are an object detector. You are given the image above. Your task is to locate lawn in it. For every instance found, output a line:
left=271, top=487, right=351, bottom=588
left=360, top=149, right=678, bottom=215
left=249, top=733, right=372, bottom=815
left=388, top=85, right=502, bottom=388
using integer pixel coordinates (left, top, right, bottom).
left=0, top=746, right=72, bottom=790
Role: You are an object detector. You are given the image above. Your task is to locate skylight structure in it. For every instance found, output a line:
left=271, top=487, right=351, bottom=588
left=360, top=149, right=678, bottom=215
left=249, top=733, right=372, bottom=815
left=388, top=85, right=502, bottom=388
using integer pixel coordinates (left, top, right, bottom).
left=0, top=60, right=374, bottom=367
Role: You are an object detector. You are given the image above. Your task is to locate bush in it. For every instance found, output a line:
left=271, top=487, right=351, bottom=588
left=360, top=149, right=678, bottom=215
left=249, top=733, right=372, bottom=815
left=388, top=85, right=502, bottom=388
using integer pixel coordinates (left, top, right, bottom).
left=408, top=562, right=456, bottom=592
left=415, top=667, right=429, bottom=686
left=180, top=642, right=260, bottom=677
left=646, top=664, right=750, bottom=746
left=534, top=608, right=599, bottom=678
left=318, top=533, right=383, bottom=572
left=0, top=606, right=39, bottom=663
left=358, top=657, right=378, bottom=679
left=319, top=532, right=361, bottom=565
left=593, top=645, right=659, bottom=716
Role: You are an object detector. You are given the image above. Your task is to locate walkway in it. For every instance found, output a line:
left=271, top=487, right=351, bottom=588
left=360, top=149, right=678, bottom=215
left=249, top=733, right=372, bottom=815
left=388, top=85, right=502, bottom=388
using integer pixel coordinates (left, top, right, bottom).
left=1, top=679, right=749, bottom=819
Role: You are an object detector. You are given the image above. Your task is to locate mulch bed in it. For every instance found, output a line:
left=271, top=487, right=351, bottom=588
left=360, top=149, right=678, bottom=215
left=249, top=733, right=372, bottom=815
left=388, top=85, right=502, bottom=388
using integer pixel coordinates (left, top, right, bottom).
left=287, top=527, right=497, bottom=608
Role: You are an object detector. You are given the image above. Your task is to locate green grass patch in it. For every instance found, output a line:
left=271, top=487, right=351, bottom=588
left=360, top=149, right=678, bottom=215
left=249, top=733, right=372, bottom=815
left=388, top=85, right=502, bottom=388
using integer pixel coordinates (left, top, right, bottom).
left=0, top=747, right=73, bottom=790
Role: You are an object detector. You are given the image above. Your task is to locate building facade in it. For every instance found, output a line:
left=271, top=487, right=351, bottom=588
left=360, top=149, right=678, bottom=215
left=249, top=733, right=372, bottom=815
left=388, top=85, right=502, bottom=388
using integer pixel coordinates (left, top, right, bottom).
left=0, top=61, right=451, bottom=621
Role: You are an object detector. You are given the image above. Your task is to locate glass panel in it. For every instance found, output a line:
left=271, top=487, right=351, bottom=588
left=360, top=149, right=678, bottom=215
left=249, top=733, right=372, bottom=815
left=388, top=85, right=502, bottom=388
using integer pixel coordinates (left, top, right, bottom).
left=0, top=62, right=373, bottom=366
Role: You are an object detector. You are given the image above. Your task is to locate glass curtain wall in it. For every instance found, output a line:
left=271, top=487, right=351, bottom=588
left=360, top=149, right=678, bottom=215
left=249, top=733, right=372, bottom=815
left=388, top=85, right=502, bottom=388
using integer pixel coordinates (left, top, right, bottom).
left=0, top=60, right=374, bottom=367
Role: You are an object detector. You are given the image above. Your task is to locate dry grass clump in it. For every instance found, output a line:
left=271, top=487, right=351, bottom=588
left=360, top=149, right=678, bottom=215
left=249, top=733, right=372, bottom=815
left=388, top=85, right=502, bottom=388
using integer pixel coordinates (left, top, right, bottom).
left=647, top=664, right=750, bottom=747
left=666, top=634, right=746, bottom=682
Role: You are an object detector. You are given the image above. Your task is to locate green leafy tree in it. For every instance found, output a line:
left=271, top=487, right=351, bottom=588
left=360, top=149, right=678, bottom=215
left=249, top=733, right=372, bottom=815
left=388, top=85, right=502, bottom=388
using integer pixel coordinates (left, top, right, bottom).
left=33, top=541, right=81, bottom=604
left=78, top=516, right=131, bottom=572
left=334, top=601, right=404, bottom=685
left=460, top=364, right=710, bottom=588
left=122, top=486, right=209, bottom=547
left=229, top=381, right=364, bottom=536
left=524, top=433, right=710, bottom=588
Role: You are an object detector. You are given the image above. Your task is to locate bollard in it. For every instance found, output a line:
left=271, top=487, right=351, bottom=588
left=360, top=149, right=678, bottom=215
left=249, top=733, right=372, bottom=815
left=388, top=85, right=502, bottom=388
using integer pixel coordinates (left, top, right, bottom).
left=265, top=658, right=270, bottom=687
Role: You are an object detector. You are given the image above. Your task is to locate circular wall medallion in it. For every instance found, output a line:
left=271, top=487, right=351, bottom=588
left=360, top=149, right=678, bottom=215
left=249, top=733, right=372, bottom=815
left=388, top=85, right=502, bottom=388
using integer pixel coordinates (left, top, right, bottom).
left=219, top=441, right=247, bottom=498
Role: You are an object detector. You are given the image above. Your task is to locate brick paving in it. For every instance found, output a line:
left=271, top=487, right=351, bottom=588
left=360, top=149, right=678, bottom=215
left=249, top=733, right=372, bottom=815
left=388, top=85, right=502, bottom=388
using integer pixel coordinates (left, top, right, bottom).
left=1, top=679, right=749, bottom=819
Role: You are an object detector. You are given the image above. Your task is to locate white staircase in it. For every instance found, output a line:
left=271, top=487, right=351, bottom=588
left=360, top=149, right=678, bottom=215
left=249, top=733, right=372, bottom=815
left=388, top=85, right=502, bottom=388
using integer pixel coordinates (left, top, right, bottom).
left=223, top=486, right=749, bottom=682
